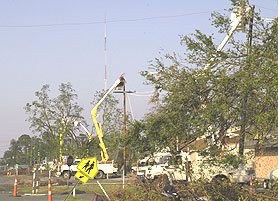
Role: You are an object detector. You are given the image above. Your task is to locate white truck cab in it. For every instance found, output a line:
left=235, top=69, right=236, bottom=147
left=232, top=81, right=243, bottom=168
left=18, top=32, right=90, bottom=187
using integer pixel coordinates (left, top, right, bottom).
left=145, top=152, right=190, bottom=181
left=60, top=158, right=118, bottom=179
left=134, top=151, right=190, bottom=181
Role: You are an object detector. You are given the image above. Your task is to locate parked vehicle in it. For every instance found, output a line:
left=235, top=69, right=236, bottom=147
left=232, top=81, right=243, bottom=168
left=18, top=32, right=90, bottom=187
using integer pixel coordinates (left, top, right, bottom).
left=133, top=151, right=191, bottom=181
left=58, top=76, right=123, bottom=180
left=256, top=169, right=278, bottom=189
left=190, top=151, right=255, bottom=184
left=60, top=158, right=118, bottom=179
left=145, top=152, right=190, bottom=181
left=135, top=150, right=254, bottom=184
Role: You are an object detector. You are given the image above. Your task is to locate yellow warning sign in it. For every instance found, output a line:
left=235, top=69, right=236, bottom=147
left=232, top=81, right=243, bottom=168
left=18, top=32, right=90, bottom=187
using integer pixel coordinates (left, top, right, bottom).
left=76, top=157, right=98, bottom=180
left=75, top=171, right=89, bottom=183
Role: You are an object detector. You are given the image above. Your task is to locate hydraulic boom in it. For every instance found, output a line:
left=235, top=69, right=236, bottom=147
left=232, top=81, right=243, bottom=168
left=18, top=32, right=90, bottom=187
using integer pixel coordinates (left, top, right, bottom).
left=91, top=74, right=125, bottom=161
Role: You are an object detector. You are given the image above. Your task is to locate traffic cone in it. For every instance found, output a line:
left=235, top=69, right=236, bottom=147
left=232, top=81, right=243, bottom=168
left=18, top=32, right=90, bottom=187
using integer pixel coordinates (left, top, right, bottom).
left=250, top=176, right=253, bottom=194
left=48, top=179, right=52, bottom=201
left=136, top=166, right=139, bottom=178
left=13, top=176, right=17, bottom=197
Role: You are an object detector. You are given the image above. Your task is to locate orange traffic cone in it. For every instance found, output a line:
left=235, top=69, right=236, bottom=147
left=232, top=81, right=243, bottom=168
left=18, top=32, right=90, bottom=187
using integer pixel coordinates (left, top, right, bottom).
left=250, top=176, right=253, bottom=194
left=13, top=176, right=17, bottom=197
left=48, top=179, right=52, bottom=201
left=136, top=166, right=139, bottom=178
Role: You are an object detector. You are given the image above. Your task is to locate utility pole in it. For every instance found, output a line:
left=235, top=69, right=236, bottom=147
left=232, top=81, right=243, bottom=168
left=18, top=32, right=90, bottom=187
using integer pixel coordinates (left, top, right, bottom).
left=113, top=77, right=135, bottom=176
left=123, top=79, right=126, bottom=175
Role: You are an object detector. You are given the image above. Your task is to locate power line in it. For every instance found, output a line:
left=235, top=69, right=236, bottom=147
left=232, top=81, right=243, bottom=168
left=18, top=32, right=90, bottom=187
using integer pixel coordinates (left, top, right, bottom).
left=127, top=95, right=135, bottom=121
left=254, top=4, right=278, bottom=12
left=134, top=90, right=155, bottom=94
left=0, top=10, right=223, bottom=28
left=130, top=93, right=153, bottom=97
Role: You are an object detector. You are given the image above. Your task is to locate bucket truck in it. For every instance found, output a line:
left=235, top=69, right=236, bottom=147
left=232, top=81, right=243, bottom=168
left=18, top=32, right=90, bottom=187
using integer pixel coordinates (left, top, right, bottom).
left=138, top=5, right=254, bottom=183
left=59, top=74, right=125, bottom=179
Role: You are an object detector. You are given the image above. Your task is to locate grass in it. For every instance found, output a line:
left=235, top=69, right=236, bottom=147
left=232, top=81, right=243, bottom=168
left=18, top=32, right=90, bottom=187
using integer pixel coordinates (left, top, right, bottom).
left=17, top=180, right=127, bottom=195
left=17, top=180, right=137, bottom=201
left=57, top=198, right=91, bottom=201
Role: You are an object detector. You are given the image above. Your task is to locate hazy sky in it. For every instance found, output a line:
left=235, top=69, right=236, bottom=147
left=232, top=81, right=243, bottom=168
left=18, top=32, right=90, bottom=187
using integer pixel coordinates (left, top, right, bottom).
left=0, top=0, right=277, bottom=157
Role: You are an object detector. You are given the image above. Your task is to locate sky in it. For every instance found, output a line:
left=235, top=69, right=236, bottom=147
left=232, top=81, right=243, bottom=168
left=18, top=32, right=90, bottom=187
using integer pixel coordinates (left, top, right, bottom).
left=0, top=0, right=277, bottom=157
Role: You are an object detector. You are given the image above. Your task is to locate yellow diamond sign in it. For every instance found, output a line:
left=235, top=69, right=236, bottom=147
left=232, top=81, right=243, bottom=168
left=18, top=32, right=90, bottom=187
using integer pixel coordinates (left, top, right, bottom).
left=75, top=171, right=89, bottom=183
left=74, top=157, right=98, bottom=183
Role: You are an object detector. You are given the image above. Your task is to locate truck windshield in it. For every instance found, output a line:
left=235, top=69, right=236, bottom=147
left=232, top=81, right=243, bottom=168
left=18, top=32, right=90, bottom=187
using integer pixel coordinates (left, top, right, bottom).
left=73, top=160, right=80, bottom=165
left=158, top=155, right=171, bottom=165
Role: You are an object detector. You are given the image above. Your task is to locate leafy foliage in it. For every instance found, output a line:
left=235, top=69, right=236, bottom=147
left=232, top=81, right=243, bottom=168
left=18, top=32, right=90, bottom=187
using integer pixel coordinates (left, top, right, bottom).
left=139, top=1, right=278, bottom=162
left=3, top=134, right=45, bottom=166
left=24, top=83, right=84, bottom=160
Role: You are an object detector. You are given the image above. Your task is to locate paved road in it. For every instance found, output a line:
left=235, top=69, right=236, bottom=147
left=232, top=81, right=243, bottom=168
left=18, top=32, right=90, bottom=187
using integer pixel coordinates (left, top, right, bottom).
left=0, top=193, right=99, bottom=201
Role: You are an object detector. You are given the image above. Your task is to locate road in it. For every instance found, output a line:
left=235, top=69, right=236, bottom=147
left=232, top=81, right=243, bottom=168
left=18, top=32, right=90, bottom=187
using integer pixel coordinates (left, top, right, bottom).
left=0, top=193, right=100, bottom=201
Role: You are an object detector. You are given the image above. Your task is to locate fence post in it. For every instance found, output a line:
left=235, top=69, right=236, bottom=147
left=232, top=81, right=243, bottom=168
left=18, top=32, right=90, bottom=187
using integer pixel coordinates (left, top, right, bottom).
left=32, top=166, right=36, bottom=194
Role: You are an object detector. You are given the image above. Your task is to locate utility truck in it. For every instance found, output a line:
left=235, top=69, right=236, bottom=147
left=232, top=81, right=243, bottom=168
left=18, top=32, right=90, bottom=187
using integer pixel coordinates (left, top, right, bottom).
left=60, top=158, right=118, bottom=179
left=132, top=152, right=172, bottom=179
left=136, top=4, right=257, bottom=185
left=260, top=169, right=278, bottom=189
left=135, top=150, right=254, bottom=184
left=134, top=151, right=191, bottom=181
left=57, top=75, right=125, bottom=179
left=189, top=151, right=255, bottom=184
left=145, top=152, right=190, bottom=181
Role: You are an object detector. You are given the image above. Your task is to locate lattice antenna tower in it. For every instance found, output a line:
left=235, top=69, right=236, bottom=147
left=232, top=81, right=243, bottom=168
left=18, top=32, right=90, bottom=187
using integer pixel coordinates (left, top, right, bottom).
left=104, top=15, right=107, bottom=90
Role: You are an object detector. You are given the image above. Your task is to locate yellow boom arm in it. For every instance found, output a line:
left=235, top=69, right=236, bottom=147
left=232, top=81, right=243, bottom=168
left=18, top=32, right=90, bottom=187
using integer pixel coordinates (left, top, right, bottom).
left=91, top=74, right=124, bottom=162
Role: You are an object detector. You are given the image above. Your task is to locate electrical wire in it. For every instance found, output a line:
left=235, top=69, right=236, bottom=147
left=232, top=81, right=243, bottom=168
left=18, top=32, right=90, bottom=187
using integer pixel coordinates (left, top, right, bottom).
left=127, top=94, right=135, bottom=121
left=262, top=17, right=275, bottom=22
left=254, top=4, right=278, bottom=12
left=130, top=93, right=153, bottom=97
left=0, top=9, right=224, bottom=28
left=134, top=90, right=155, bottom=94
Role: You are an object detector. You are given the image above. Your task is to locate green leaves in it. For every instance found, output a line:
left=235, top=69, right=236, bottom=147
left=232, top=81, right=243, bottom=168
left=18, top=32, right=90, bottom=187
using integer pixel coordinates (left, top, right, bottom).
left=139, top=1, right=278, bottom=165
left=24, top=82, right=84, bottom=160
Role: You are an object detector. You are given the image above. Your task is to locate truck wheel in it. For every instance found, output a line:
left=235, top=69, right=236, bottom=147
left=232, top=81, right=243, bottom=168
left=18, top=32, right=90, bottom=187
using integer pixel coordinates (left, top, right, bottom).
left=212, top=175, right=229, bottom=184
left=95, top=170, right=104, bottom=179
left=63, top=171, right=70, bottom=179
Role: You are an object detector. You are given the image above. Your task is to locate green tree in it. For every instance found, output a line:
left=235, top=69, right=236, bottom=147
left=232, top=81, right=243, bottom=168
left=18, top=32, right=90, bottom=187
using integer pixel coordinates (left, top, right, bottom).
left=3, top=134, right=45, bottom=166
left=29, top=136, right=44, bottom=165
left=17, top=134, right=31, bottom=164
left=3, top=139, right=22, bottom=166
left=125, top=120, right=156, bottom=161
left=141, top=0, right=278, bottom=162
left=25, top=83, right=84, bottom=160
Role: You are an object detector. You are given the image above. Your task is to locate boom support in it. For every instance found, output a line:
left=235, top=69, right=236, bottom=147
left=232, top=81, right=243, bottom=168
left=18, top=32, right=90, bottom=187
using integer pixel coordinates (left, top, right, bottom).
left=204, top=5, right=252, bottom=70
left=91, top=74, right=124, bottom=161
left=73, top=74, right=124, bottom=161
